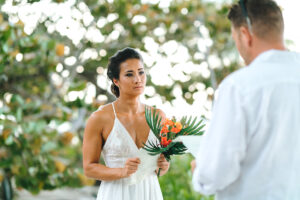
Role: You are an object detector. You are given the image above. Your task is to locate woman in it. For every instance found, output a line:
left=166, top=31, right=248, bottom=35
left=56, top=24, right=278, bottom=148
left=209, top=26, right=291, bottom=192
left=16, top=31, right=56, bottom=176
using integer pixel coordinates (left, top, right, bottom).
left=82, top=47, right=170, bottom=200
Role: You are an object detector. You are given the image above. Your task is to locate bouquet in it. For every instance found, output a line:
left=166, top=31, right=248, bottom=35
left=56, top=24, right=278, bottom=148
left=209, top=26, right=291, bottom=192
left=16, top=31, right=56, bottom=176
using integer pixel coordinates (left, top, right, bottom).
left=143, top=107, right=205, bottom=176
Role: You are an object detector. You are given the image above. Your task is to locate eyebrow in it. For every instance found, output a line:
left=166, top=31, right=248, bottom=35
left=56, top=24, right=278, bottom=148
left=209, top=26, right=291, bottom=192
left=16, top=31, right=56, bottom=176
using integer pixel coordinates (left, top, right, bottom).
left=125, top=68, right=144, bottom=73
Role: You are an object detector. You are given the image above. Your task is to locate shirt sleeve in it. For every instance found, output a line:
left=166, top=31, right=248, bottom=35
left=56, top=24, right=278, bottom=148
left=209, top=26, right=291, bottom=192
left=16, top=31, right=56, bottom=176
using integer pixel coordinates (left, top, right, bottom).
left=192, top=78, right=247, bottom=195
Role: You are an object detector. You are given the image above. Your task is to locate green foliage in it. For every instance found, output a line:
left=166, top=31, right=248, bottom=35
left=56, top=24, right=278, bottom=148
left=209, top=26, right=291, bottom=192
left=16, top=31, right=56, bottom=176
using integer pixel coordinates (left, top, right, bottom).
left=0, top=13, right=96, bottom=193
left=144, top=140, right=187, bottom=161
left=159, top=154, right=214, bottom=200
left=181, top=116, right=205, bottom=136
left=145, top=107, right=163, bottom=139
left=0, top=93, right=94, bottom=194
left=0, top=0, right=238, bottom=196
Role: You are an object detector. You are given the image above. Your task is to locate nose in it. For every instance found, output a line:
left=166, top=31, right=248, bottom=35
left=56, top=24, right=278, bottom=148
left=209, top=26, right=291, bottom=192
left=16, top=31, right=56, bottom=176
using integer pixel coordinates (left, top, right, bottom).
left=134, top=74, right=142, bottom=83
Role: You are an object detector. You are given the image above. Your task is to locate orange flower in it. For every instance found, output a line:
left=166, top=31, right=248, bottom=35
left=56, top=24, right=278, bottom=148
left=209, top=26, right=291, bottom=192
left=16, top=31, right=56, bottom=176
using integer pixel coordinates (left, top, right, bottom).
left=171, top=127, right=181, bottom=134
left=161, top=136, right=168, bottom=147
left=163, top=119, right=174, bottom=126
left=161, top=137, right=172, bottom=147
left=160, top=125, right=169, bottom=134
left=175, top=122, right=182, bottom=130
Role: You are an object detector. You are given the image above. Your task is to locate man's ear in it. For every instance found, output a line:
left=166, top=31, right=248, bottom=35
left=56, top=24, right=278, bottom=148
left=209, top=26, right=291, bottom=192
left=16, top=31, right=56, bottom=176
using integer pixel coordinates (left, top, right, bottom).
left=239, top=26, right=253, bottom=47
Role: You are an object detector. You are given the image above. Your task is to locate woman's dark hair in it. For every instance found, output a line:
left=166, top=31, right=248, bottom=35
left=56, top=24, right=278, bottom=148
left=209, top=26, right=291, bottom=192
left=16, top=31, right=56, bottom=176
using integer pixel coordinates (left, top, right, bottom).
left=107, top=47, right=143, bottom=97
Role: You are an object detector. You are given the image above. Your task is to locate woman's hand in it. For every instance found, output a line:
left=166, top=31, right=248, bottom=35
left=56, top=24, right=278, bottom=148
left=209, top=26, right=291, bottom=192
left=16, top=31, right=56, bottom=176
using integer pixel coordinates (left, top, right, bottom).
left=120, top=157, right=141, bottom=178
left=190, top=159, right=196, bottom=173
left=156, top=154, right=170, bottom=176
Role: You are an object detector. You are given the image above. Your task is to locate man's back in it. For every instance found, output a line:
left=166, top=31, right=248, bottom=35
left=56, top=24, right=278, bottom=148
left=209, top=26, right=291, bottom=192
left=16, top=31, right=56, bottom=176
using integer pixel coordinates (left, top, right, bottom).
left=218, top=49, right=300, bottom=200
left=192, top=50, right=300, bottom=200
left=192, top=1, right=299, bottom=199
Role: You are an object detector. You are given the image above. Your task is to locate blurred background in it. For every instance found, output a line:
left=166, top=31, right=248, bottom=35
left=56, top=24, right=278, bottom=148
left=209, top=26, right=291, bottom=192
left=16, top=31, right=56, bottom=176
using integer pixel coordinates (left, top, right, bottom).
left=0, top=0, right=299, bottom=199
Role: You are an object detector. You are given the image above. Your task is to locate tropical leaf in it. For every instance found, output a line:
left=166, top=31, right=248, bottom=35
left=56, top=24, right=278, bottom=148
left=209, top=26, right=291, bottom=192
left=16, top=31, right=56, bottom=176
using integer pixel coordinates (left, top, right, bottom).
left=143, top=140, right=188, bottom=161
left=145, top=106, right=162, bottom=140
left=181, top=117, right=205, bottom=135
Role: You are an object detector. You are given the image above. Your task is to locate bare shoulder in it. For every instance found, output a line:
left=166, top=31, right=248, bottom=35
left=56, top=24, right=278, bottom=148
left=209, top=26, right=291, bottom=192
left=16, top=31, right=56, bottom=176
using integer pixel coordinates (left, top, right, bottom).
left=87, top=103, right=114, bottom=126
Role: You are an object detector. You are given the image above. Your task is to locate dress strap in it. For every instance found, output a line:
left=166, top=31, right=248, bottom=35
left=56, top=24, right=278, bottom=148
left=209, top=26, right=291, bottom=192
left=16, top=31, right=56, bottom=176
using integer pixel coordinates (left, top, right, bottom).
left=112, top=102, right=117, bottom=117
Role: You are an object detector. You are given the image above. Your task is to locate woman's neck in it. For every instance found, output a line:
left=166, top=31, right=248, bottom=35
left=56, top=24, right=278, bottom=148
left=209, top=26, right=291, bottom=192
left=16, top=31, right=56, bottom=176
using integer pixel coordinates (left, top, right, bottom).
left=115, top=96, right=142, bottom=115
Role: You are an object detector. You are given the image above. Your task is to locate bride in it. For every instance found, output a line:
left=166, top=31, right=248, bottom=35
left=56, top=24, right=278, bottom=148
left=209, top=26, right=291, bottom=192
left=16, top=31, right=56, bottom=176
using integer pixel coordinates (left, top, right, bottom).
left=82, top=47, right=170, bottom=200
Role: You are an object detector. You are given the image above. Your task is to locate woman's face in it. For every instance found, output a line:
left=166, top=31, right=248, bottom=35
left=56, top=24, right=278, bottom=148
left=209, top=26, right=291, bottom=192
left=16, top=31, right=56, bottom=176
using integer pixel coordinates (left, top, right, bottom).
left=113, top=58, right=146, bottom=97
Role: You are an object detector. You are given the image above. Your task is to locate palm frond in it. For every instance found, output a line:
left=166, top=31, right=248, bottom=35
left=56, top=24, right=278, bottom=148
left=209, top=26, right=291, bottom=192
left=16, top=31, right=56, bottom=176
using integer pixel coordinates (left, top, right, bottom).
left=181, top=117, right=205, bottom=135
left=145, top=107, right=162, bottom=140
left=143, top=141, right=188, bottom=160
left=143, top=140, right=164, bottom=155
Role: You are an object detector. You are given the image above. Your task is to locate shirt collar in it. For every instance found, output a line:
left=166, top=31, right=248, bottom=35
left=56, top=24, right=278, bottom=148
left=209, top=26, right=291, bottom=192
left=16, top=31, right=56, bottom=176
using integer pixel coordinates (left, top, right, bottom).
left=248, top=49, right=298, bottom=67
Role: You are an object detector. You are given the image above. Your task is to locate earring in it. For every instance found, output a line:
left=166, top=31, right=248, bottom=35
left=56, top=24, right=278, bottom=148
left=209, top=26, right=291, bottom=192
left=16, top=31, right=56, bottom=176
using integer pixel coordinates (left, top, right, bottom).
left=113, top=82, right=119, bottom=88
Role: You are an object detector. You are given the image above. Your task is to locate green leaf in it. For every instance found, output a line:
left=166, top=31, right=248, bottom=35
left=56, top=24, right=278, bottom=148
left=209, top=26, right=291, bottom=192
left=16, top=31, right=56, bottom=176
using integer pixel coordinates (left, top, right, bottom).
left=16, top=108, right=23, bottom=121
left=27, top=122, right=36, bottom=133
left=2, top=44, right=9, bottom=53
left=145, top=106, right=162, bottom=140
left=47, top=40, right=56, bottom=50
left=182, top=117, right=205, bottom=135
left=68, top=81, right=87, bottom=92
left=41, top=142, right=57, bottom=153
left=5, top=135, right=14, bottom=145
left=34, top=120, right=47, bottom=132
left=0, top=63, right=4, bottom=73
left=11, top=94, right=24, bottom=105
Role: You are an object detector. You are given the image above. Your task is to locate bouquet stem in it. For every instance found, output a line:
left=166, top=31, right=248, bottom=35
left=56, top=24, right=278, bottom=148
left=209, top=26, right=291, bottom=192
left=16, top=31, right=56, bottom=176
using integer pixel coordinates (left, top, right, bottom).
left=157, top=168, right=161, bottom=177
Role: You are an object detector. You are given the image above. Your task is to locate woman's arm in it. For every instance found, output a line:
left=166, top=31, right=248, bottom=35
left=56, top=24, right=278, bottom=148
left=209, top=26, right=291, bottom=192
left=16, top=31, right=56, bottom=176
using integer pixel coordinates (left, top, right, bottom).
left=82, top=110, right=140, bottom=181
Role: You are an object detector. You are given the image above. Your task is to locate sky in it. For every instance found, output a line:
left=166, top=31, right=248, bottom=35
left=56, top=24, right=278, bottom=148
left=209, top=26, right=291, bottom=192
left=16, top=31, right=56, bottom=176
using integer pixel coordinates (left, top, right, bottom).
left=276, top=0, right=300, bottom=52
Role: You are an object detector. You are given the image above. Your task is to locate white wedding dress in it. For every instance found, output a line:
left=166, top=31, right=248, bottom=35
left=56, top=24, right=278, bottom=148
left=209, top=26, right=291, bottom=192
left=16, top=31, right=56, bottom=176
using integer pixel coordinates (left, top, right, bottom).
left=96, top=103, right=163, bottom=200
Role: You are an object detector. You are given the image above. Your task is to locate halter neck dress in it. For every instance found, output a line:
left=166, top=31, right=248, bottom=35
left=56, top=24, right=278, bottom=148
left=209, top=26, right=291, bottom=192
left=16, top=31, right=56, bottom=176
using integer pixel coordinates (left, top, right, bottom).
left=96, top=103, right=163, bottom=200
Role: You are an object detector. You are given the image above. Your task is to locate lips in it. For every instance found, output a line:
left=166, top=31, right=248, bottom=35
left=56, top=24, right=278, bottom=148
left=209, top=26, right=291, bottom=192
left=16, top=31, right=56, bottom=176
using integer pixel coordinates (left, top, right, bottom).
left=134, top=86, right=143, bottom=89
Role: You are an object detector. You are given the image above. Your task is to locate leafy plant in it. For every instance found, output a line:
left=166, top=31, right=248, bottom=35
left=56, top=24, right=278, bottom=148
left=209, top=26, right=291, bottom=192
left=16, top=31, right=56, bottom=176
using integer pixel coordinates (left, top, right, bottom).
left=0, top=0, right=238, bottom=197
left=159, top=154, right=214, bottom=200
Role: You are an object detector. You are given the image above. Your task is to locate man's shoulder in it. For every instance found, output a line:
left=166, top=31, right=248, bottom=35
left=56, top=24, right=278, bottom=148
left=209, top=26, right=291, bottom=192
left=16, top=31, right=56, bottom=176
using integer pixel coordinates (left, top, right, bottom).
left=219, top=67, right=251, bottom=89
left=220, top=50, right=300, bottom=94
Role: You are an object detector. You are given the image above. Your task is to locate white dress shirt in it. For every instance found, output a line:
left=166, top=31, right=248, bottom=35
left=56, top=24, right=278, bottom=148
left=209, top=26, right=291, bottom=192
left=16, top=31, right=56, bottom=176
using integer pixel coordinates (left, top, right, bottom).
left=193, top=50, right=300, bottom=200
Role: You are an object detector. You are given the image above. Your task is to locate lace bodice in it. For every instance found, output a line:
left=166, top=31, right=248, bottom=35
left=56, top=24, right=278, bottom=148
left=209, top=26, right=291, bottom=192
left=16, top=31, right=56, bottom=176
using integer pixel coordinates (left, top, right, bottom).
left=101, top=103, right=159, bottom=185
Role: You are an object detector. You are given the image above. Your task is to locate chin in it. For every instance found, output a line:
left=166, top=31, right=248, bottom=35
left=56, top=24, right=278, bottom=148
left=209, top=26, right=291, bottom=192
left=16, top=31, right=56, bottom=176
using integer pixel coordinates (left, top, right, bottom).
left=125, top=90, right=143, bottom=97
left=135, top=90, right=144, bottom=96
left=134, top=89, right=145, bottom=96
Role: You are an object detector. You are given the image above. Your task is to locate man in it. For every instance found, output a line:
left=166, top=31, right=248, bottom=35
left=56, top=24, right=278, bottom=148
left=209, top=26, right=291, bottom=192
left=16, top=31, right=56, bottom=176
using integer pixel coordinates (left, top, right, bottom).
left=191, top=0, right=300, bottom=199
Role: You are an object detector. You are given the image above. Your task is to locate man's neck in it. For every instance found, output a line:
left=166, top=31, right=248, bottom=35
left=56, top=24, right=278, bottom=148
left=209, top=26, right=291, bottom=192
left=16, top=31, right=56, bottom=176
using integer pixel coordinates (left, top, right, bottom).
left=249, top=40, right=286, bottom=64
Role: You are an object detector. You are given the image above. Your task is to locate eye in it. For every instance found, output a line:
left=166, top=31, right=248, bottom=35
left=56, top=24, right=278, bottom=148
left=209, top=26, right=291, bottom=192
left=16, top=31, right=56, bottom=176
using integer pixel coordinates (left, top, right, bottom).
left=125, top=73, right=133, bottom=77
left=139, top=71, right=145, bottom=75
